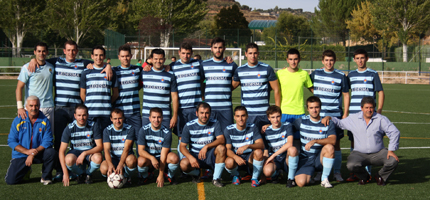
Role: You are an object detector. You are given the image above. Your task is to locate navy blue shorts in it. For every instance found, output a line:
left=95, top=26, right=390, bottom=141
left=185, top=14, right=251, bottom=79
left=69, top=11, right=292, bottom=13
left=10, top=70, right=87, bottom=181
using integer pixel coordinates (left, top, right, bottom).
left=281, top=114, right=305, bottom=139
left=237, top=152, right=253, bottom=174
left=247, top=115, right=270, bottom=134
left=125, top=113, right=142, bottom=134
left=190, top=147, right=216, bottom=170
left=295, top=152, right=322, bottom=176
left=67, top=149, right=92, bottom=163
left=177, top=108, right=198, bottom=137
left=210, top=109, right=233, bottom=131
left=336, top=127, right=344, bottom=140
left=347, top=131, right=353, bottom=141
left=273, top=154, right=289, bottom=172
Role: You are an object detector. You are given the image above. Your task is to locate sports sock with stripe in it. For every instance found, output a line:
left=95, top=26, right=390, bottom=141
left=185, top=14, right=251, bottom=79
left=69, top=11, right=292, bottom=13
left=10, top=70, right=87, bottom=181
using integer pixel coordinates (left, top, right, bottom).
left=138, top=166, right=149, bottom=178
left=213, top=163, right=225, bottom=180
left=225, top=166, right=239, bottom=176
left=288, top=156, right=298, bottom=180
left=167, top=163, right=179, bottom=178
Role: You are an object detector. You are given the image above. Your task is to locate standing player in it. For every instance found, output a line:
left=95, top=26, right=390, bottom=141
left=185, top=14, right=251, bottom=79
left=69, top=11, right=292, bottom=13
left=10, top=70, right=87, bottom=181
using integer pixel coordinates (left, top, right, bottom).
left=58, top=105, right=103, bottom=186
left=16, top=42, right=54, bottom=127
left=141, top=49, right=179, bottom=130
left=232, top=43, right=280, bottom=132
left=262, top=105, right=298, bottom=187
left=293, top=96, right=336, bottom=188
left=137, top=107, right=180, bottom=187
left=224, top=106, right=265, bottom=187
left=80, top=46, right=119, bottom=131
left=180, top=103, right=226, bottom=187
left=100, top=109, right=137, bottom=185
left=310, top=50, right=350, bottom=182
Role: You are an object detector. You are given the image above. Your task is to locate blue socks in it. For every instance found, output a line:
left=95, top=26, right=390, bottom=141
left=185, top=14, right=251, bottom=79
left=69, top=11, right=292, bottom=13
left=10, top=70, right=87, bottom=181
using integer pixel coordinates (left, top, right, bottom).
left=124, top=166, right=135, bottom=178
left=138, top=166, right=149, bottom=178
left=252, top=159, right=263, bottom=180
left=321, top=157, right=335, bottom=181
left=168, top=163, right=179, bottom=178
left=365, top=165, right=372, bottom=175
left=226, top=166, right=239, bottom=176
left=334, top=151, right=342, bottom=174
left=86, top=161, right=100, bottom=175
left=213, top=163, right=225, bottom=180
left=185, top=169, right=200, bottom=176
left=288, top=156, right=298, bottom=180
left=67, top=164, right=84, bottom=175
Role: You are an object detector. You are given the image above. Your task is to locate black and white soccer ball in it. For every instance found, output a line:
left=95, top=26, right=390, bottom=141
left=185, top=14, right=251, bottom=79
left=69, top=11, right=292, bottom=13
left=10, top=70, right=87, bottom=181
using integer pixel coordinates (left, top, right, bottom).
left=107, top=173, right=125, bottom=189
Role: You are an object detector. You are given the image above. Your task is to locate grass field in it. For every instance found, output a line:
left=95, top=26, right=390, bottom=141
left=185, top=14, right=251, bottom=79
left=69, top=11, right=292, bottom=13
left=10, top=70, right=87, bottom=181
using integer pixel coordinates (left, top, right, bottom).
left=0, top=80, right=429, bottom=200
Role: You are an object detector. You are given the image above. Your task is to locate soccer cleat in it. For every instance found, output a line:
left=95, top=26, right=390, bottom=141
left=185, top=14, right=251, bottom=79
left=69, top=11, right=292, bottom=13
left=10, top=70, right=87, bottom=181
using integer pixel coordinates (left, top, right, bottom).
left=271, top=172, right=280, bottom=184
left=346, top=173, right=358, bottom=182
left=251, top=179, right=260, bottom=187
left=69, top=172, right=78, bottom=181
left=201, top=169, right=213, bottom=179
left=241, top=174, right=252, bottom=181
left=52, top=172, right=62, bottom=182
left=333, top=172, right=344, bottom=182
left=191, top=175, right=201, bottom=183
left=124, top=177, right=132, bottom=185
left=232, top=176, right=241, bottom=185
left=85, top=175, right=93, bottom=184
left=321, top=178, right=333, bottom=188
left=40, top=178, right=52, bottom=185
left=286, top=179, right=296, bottom=188
left=212, top=179, right=224, bottom=187
left=76, top=174, right=86, bottom=184
left=138, top=177, right=149, bottom=185
left=164, top=172, right=178, bottom=185
left=314, top=172, right=322, bottom=182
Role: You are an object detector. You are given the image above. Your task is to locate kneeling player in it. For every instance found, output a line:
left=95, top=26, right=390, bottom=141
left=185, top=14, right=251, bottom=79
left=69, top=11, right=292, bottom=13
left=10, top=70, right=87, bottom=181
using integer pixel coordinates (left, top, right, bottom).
left=59, top=104, right=103, bottom=186
left=180, top=102, right=226, bottom=187
left=100, top=109, right=137, bottom=185
left=262, top=105, right=298, bottom=187
left=137, top=107, right=179, bottom=187
left=293, top=96, right=336, bottom=188
left=224, top=106, right=264, bottom=187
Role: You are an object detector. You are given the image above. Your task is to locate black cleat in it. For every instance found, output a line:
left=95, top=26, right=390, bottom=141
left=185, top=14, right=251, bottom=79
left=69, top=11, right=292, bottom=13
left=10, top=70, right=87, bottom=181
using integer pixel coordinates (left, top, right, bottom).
left=192, top=175, right=201, bottom=183
left=286, top=179, right=296, bottom=188
left=85, top=175, right=93, bottom=184
left=77, top=174, right=86, bottom=184
left=212, top=179, right=224, bottom=187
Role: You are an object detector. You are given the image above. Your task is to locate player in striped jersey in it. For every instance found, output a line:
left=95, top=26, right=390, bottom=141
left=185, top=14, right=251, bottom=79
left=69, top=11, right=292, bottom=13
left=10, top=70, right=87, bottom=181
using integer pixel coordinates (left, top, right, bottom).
left=310, top=50, right=350, bottom=182
left=137, top=107, right=179, bottom=187
left=58, top=105, right=103, bottom=186
left=224, top=106, right=265, bottom=187
left=112, top=45, right=143, bottom=134
left=262, top=105, right=298, bottom=187
left=180, top=103, right=226, bottom=187
left=293, top=96, right=336, bottom=188
left=80, top=46, right=119, bottom=131
left=100, top=109, right=136, bottom=185
left=141, top=49, right=178, bottom=130
left=232, top=43, right=280, bottom=133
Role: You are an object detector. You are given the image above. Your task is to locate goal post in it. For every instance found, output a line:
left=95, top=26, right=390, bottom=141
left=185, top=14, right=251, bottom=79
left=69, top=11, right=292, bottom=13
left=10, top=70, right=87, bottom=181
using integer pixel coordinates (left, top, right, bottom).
left=144, top=47, right=243, bottom=66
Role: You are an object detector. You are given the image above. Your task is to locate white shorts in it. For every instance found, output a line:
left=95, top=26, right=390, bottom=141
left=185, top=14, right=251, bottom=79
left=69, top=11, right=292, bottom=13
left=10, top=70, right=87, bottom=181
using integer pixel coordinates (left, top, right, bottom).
left=40, top=107, right=54, bottom=131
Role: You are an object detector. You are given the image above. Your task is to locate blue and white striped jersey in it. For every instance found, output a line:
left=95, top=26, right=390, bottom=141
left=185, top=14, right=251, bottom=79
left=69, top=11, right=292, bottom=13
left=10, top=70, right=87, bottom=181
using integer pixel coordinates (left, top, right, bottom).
left=80, top=67, right=118, bottom=118
left=47, top=57, right=90, bottom=107
left=292, top=115, right=335, bottom=156
left=181, top=118, right=222, bottom=154
left=263, top=122, right=293, bottom=156
left=202, top=58, right=238, bottom=110
left=61, top=120, right=102, bottom=151
left=103, top=124, right=135, bottom=158
left=348, top=68, right=383, bottom=114
left=310, top=69, right=350, bottom=117
left=137, top=123, right=172, bottom=158
left=141, top=69, right=177, bottom=120
left=170, top=59, right=204, bottom=109
left=113, top=65, right=143, bottom=115
left=224, top=123, right=262, bottom=154
left=233, top=62, right=277, bottom=116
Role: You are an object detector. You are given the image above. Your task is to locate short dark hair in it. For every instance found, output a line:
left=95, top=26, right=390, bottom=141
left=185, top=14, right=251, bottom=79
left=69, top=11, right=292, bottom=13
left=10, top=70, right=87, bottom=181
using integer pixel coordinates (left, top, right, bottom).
left=361, top=97, right=376, bottom=108
left=92, top=45, right=106, bottom=55
left=322, top=50, right=336, bottom=61
left=118, top=45, right=131, bottom=54
left=287, top=48, right=300, bottom=59
left=171, top=56, right=176, bottom=59
left=74, top=104, right=88, bottom=113
left=353, top=49, right=368, bottom=58
left=151, top=49, right=165, bottom=58
left=138, top=59, right=142, bottom=62
left=196, top=102, right=211, bottom=113
left=246, top=43, right=259, bottom=52
left=64, top=40, right=78, bottom=49
left=266, top=105, right=282, bottom=117
left=149, top=107, right=163, bottom=116
left=211, top=37, right=225, bottom=47
left=110, top=108, right=124, bottom=118
left=106, top=58, right=111, bottom=60
left=193, top=54, right=201, bottom=60
left=234, top=106, right=248, bottom=116
left=34, top=42, right=48, bottom=51
left=306, top=96, right=322, bottom=108
left=179, top=42, right=193, bottom=52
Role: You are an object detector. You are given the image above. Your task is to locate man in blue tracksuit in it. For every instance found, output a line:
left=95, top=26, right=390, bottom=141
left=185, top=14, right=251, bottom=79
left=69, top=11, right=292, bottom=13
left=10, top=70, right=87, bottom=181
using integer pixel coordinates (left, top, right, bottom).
left=6, top=96, right=55, bottom=185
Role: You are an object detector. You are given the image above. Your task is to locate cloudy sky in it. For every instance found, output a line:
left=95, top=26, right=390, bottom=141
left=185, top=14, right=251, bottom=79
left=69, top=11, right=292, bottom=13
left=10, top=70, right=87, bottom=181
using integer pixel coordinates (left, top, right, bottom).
left=235, top=0, right=320, bottom=12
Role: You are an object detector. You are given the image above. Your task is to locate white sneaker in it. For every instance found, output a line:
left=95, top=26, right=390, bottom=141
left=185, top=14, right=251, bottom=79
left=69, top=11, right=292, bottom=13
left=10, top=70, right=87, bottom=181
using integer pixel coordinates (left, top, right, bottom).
left=40, top=178, right=52, bottom=185
left=321, top=178, right=333, bottom=188
left=334, top=172, right=344, bottom=182
left=314, top=172, right=322, bottom=181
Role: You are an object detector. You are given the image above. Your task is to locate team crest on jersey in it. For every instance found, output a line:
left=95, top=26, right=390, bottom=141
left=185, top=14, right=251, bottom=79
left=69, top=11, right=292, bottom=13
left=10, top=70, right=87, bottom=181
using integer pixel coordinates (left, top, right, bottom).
left=191, top=65, right=194, bottom=69
left=74, top=65, right=78, bottom=69
left=49, top=68, right=52, bottom=73
left=331, top=80, right=335, bottom=85
left=158, top=139, right=163, bottom=144
left=319, top=129, right=323, bottom=134
left=121, top=138, right=126, bottom=143
left=208, top=131, right=212, bottom=136
left=86, top=134, right=91, bottom=138
left=245, top=136, right=250, bottom=141
left=131, top=71, right=135, bottom=76
left=161, top=78, right=165, bottom=82
left=364, top=79, right=367, bottom=83
left=104, top=76, right=108, bottom=80
left=281, top=134, right=285, bottom=139
left=257, top=74, right=261, bottom=78
left=39, top=128, right=42, bottom=133
left=222, top=68, right=226, bottom=73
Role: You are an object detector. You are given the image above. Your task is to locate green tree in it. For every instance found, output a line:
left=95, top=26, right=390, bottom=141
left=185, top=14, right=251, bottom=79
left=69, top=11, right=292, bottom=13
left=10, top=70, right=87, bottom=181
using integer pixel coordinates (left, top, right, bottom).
left=0, top=0, right=46, bottom=57
left=371, top=0, right=430, bottom=62
left=212, top=4, right=251, bottom=46
left=277, top=12, right=312, bottom=44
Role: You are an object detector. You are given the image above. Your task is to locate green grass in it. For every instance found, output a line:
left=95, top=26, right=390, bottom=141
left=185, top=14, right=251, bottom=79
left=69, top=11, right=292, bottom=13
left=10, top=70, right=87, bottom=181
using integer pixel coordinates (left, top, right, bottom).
left=0, top=80, right=430, bottom=199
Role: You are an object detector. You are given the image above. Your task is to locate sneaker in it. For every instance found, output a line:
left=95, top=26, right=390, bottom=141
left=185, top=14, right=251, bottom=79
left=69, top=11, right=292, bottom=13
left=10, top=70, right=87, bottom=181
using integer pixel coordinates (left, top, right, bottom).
left=212, top=179, right=224, bottom=187
left=251, top=179, right=260, bottom=187
left=333, top=172, right=344, bottom=182
left=23, top=169, right=32, bottom=181
left=314, top=172, right=322, bottom=181
left=52, top=172, right=62, bottom=182
left=164, top=173, right=178, bottom=185
left=321, top=178, right=333, bottom=188
left=76, top=174, right=86, bottom=184
left=232, top=176, right=241, bottom=185
left=85, top=175, right=93, bottom=184
left=201, top=169, right=213, bottom=179
left=241, top=174, right=252, bottom=181
left=40, top=178, right=52, bottom=185
left=191, top=175, right=201, bottom=183
left=346, top=173, right=358, bottom=182
left=124, top=177, right=132, bottom=185
left=138, top=177, right=149, bottom=185
left=286, top=179, right=296, bottom=188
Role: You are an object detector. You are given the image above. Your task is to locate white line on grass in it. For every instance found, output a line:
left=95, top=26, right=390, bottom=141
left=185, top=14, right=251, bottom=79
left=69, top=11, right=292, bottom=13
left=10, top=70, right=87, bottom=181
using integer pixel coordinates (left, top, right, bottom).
left=0, top=118, right=14, bottom=119
left=384, top=110, right=430, bottom=115
left=0, top=105, right=15, bottom=107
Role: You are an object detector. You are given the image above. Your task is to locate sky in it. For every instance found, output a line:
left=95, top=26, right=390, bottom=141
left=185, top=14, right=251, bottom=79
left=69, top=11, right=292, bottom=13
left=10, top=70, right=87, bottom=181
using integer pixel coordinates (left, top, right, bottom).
left=235, top=0, right=320, bottom=12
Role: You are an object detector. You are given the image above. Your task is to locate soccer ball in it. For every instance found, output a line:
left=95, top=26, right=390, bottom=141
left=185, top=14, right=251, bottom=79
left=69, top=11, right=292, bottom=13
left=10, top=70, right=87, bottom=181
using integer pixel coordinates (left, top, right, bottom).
left=107, top=173, right=125, bottom=189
